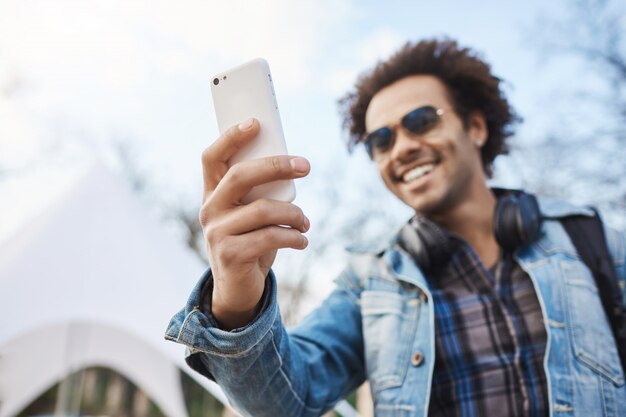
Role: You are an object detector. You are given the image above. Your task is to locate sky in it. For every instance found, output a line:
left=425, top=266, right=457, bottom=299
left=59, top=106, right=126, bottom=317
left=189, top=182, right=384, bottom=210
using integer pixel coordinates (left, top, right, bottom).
left=1, top=0, right=620, bottom=296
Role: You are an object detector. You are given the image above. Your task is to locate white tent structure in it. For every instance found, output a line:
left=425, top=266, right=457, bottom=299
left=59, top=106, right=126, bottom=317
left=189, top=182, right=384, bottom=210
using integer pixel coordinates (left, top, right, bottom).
left=0, top=165, right=359, bottom=417
left=0, top=165, right=228, bottom=417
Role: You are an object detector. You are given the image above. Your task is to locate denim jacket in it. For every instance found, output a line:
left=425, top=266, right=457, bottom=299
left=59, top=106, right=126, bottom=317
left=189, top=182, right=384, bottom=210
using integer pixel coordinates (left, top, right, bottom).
left=165, top=198, right=626, bottom=417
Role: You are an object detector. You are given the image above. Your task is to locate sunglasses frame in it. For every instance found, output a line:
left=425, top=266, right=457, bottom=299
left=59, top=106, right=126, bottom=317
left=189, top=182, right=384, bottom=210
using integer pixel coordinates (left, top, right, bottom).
left=362, top=106, right=445, bottom=159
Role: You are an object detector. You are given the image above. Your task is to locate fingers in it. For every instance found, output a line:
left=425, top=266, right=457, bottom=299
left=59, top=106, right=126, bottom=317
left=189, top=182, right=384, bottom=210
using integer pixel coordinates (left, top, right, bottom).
left=217, top=226, right=308, bottom=265
left=227, top=199, right=310, bottom=235
left=201, top=198, right=310, bottom=252
left=202, top=118, right=260, bottom=197
left=213, top=155, right=309, bottom=206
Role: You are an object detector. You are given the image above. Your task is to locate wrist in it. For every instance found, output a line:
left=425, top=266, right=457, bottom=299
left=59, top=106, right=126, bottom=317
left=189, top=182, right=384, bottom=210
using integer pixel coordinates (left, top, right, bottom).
left=210, top=277, right=268, bottom=330
left=211, top=296, right=263, bottom=330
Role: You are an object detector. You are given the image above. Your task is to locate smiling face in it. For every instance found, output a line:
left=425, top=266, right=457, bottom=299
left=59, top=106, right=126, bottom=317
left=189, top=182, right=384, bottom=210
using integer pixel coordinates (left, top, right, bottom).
left=365, top=75, right=488, bottom=218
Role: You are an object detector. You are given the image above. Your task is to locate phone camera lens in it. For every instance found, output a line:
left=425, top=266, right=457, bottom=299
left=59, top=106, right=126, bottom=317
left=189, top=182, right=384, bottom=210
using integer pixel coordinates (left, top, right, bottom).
left=213, top=78, right=219, bottom=86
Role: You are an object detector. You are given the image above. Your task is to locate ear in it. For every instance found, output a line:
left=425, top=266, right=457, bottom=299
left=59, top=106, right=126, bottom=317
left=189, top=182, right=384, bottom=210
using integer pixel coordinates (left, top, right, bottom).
left=467, top=110, right=488, bottom=147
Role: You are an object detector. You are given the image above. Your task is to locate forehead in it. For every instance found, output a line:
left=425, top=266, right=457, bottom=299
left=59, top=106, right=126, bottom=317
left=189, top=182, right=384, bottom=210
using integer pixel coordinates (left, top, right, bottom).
left=365, top=75, right=452, bottom=131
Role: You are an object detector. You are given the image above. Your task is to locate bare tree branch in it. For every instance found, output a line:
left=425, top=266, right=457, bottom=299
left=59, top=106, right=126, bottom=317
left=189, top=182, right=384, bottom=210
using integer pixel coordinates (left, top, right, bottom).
left=519, top=0, right=626, bottom=228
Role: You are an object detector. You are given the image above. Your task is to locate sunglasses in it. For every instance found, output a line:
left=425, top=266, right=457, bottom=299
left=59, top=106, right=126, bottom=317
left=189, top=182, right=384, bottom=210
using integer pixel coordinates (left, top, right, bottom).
left=362, top=106, right=445, bottom=158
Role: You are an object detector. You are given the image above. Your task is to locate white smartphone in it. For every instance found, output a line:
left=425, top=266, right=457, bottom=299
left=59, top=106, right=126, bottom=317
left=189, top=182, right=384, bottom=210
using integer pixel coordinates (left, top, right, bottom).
left=210, top=58, right=295, bottom=204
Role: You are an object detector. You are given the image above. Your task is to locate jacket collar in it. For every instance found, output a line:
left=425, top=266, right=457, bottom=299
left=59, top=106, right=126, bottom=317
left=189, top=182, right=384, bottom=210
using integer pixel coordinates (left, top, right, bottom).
left=364, top=194, right=595, bottom=287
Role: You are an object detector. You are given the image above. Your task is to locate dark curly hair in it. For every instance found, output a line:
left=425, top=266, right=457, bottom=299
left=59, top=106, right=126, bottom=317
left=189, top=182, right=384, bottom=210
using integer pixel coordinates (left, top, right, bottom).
left=339, top=38, right=520, bottom=177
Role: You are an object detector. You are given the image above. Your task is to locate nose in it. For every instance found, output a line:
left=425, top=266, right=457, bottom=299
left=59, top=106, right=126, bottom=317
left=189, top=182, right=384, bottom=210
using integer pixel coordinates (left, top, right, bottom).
left=389, top=129, right=422, bottom=162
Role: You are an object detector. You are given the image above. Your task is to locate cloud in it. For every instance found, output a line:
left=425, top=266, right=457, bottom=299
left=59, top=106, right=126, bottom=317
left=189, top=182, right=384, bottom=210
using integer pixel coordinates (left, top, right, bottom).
left=325, top=28, right=404, bottom=95
left=0, top=98, right=38, bottom=166
left=0, top=0, right=356, bottom=167
left=144, top=0, right=356, bottom=90
left=0, top=0, right=354, bottom=91
left=356, top=28, right=405, bottom=64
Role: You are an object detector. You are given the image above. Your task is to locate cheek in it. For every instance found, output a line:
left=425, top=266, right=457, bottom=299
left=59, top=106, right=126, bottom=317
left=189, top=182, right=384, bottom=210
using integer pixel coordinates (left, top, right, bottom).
left=376, top=161, right=391, bottom=180
left=443, top=133, right=473, bottom=161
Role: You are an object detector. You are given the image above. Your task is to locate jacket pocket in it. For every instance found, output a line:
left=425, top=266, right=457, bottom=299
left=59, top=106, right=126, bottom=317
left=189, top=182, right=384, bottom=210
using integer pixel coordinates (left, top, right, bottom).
left=562, top=260, right=625, bottom=386
left=361, top=290, right=419, bottom=393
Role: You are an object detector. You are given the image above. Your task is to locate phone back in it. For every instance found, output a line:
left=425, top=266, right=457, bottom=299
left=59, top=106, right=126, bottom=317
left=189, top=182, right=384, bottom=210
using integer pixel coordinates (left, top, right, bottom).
left=210, top=58, right=295, bottom=203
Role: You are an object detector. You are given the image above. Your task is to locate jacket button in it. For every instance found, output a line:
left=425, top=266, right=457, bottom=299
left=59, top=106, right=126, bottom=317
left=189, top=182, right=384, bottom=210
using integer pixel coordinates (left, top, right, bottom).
left=411, top=351, right=424, bottom=367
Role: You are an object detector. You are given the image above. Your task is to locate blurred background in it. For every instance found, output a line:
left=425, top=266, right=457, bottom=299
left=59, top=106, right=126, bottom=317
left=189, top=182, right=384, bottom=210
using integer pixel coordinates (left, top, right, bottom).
left=1, top=0, right=625, bottom=416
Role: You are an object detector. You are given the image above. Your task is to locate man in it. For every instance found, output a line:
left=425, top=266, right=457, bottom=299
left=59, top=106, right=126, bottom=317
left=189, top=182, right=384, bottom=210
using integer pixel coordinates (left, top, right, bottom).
left=165, top=39, right=626, bottom=416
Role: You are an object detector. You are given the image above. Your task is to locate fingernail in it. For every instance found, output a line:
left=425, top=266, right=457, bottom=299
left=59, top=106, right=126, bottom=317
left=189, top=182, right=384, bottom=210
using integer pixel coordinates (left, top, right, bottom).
left=239, top=118, right=254, bottom=131
left=301, top=235, right=308, bottom=248
left=303, top=216, right=310, bottom=232
left=289, top=157, right=308, bottom=173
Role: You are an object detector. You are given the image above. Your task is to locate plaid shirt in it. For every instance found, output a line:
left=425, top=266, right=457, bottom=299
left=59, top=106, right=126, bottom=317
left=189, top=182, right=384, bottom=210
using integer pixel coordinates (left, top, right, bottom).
left=402, top=224, right=549, bottom=417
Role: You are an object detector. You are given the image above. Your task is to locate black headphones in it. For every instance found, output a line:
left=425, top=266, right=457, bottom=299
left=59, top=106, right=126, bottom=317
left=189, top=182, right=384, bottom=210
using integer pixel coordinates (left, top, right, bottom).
left=398, top=189, right=543, bottom=271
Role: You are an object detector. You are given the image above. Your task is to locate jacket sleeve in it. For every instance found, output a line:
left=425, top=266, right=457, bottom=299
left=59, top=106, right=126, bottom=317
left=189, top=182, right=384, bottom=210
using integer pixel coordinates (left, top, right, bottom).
left=164, top=267, right=367, bottom=417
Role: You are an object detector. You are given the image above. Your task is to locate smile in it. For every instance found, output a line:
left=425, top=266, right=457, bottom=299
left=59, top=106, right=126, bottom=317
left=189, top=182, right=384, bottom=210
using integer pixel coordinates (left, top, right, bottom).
left=402, top=163, right=436, bottom=183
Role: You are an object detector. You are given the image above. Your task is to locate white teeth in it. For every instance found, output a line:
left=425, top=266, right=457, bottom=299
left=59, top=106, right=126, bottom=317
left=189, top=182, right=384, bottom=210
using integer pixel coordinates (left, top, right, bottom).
left=403, top=164, right=435, bottom=183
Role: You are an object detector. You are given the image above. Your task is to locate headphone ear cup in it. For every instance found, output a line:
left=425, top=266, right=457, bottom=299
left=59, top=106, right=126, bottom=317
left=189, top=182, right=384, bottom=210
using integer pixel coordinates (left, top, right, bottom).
left=494, top=195, right=521, bottom=252
left=414, top=218, right=453, bottom=271
left=517, top=192, right=542, bottom=244
left=398, top=217, right=453, bottom=271
left=494, top=192, right=543, bottom=253
left=399, top=220, right=430, bottom=268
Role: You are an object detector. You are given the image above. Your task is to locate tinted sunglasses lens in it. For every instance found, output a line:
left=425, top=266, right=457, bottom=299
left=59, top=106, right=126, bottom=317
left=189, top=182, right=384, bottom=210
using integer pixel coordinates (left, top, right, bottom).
left=365, top=127, right=394, bottom=156
left=402, top=106, right=439, bottom=135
